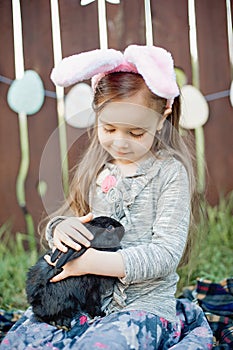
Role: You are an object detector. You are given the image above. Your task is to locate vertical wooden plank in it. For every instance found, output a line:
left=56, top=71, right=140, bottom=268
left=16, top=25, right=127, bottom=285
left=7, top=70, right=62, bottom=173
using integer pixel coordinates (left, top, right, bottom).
left=196, top=0, right=231, bottom=93
left=120, top=0, right=146, bottom=47
left=151, top=0, right=193, bottom=82
left=105, top=1, right=125, bottom=49
left=195, top=0, right=233, bottom=204
left=107, top=0, right=145, bottom=49
left=58, top=2, right=100, bottom=172
left=59, top=0, right=99, bottom=54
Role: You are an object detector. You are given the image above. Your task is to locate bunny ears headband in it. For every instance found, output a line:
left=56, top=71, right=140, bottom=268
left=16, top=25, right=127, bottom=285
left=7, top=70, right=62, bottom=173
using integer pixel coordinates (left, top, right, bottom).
left=51, top=45, right=180, bottom=107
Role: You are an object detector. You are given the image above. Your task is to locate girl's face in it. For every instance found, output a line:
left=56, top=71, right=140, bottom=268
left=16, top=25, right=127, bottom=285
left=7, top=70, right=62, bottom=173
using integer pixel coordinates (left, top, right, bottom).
left=97, top=92, right=164, bottom=165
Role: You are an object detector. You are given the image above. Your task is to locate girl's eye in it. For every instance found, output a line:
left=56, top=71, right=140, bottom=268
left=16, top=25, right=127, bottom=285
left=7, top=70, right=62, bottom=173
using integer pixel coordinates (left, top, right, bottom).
left=103, top=127, right=145, bottom=138
left=103, top=128, right=115, bottom=134
left=129, top=132, right=145, bottom=139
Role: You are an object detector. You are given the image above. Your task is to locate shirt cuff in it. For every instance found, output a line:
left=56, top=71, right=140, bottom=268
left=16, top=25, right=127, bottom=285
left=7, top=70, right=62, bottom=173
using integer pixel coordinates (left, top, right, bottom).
left=118, top=249, right=132, bottom=285
left=45, top=216, right=67, bottom=248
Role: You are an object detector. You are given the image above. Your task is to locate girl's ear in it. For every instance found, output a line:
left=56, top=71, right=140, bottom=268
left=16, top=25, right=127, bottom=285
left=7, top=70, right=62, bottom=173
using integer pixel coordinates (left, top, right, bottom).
left=157, top=107, right=172, bottom=131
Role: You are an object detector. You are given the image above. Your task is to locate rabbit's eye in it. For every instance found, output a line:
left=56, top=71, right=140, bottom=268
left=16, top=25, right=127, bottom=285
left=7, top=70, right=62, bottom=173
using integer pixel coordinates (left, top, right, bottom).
left=106, top=225, right=114, bottom=232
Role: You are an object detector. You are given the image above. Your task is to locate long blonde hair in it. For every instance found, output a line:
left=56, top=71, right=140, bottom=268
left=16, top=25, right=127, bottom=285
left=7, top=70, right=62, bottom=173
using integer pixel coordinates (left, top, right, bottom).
left=41, top=72, right=197, bottom=265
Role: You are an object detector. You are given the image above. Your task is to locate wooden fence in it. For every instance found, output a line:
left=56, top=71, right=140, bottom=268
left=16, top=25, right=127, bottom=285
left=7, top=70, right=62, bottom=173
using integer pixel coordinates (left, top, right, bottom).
left=0, top=0, right=232, bottom=235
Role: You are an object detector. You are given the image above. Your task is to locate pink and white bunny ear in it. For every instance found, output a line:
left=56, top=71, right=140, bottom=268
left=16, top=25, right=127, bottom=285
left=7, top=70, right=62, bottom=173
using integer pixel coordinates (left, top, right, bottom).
left=51, top=48, right=124, bottom=87
left=124, top=45, right=179, bottom=104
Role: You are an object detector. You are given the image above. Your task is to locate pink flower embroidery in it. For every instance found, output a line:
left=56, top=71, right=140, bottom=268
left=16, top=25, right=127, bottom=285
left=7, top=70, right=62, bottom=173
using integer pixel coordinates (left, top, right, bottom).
left=101, top=175, right=117, bottom=193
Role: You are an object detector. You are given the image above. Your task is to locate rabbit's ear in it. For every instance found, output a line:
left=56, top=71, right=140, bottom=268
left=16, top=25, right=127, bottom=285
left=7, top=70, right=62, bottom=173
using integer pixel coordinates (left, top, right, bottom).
left=53, top=246, right=87, bottom=269
left=50, top=48, right=124, bottom=87
left=50, top=248, right=62, bottom=263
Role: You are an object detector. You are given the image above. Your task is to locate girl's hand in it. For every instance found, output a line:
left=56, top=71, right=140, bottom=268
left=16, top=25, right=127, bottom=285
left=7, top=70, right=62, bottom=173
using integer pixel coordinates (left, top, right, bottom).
left=44, top=248, right=94, bottom=282
left=53, top=213, right=94, bottom=253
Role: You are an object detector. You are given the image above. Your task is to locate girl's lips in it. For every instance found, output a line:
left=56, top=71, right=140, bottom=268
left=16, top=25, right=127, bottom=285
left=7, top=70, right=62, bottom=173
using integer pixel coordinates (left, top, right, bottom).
left=111, top=147, right=130, bottom=156
left=116, top=151, right=128, bottom=156
left=110, top=147, right=133, bottom=159
left=114, top=151, right=133, bottom=158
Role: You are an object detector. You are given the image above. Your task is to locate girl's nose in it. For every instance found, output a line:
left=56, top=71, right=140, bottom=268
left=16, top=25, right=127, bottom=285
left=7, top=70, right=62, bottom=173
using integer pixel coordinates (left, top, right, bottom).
left=112, top=137, right=129, bottom=149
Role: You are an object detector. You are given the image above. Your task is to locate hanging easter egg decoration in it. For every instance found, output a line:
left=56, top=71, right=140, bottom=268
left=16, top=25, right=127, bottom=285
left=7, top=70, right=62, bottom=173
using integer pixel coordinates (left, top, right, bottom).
left=106, top=0, right=120, bottom=3
left=180, top=85, right=209, bottom=129
left=81, top=0, right=120, bottom=4
left=64, top=83, right=95, bottom=128
left=7, top=70, right=44, bottom=115
left=81, top=0, right=95, bottom=4
left=174, top=68, right=187, bottom=89
left=230, top=80, right=233, bottom=107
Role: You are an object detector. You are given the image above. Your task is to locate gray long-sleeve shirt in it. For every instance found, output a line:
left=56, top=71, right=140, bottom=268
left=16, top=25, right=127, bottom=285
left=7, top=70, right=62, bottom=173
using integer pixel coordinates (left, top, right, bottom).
left=90, top=154, right=190, bottom=322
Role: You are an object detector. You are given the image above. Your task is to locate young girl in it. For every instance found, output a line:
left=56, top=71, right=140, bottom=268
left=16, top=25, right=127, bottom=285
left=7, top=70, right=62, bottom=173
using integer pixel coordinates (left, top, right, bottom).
left=0, top=45, right=213, bottom=349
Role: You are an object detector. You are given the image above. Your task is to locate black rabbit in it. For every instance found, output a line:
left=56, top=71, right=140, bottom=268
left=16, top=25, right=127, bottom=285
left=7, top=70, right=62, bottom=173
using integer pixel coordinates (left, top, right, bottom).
left=26, top=216, right=124, bottom=329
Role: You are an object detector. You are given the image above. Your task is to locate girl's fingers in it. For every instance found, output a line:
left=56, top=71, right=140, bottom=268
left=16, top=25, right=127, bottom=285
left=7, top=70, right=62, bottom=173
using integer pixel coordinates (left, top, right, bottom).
left=44, top=254, right=70, bottom=282
left=44, top=254, right=56, bottom=266
left=56, top=224, right=91, bottom=249
left=44, top=254, right=71, bottom=282
left=79, top=212, right=94, bottom=223
left=70, top=216, right=94, bottom=241
left=52, top=213, right=94, bottom=252
left=50, top=259, right=77, bottom=282
left=52, top=236, right=68, bottom=253
left=50, top=269, right=67, bottom=282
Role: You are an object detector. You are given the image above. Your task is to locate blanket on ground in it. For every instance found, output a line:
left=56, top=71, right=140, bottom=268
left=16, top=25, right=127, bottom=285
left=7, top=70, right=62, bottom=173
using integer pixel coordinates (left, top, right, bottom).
left=181, top=278, right=233, bottom=349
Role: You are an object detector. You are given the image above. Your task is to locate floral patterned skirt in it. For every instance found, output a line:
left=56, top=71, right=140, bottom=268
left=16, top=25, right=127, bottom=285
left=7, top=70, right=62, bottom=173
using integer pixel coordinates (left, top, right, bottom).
left=0, top=299, right=213, bottom=350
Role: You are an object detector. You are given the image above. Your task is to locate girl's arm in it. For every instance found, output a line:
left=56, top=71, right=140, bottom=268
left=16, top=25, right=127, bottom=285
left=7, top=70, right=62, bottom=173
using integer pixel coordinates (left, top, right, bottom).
left=48, top=248, right=125, bottom=283
left=118, top=160, right=191, bottom=285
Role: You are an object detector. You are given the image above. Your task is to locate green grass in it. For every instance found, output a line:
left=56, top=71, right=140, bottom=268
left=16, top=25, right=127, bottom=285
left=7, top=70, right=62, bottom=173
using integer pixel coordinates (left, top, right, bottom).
left=0, top=192, right=232, bottom=311
left=177, top=191, right=233, bottom=293
left=0, top=221, right=40, bottom=310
